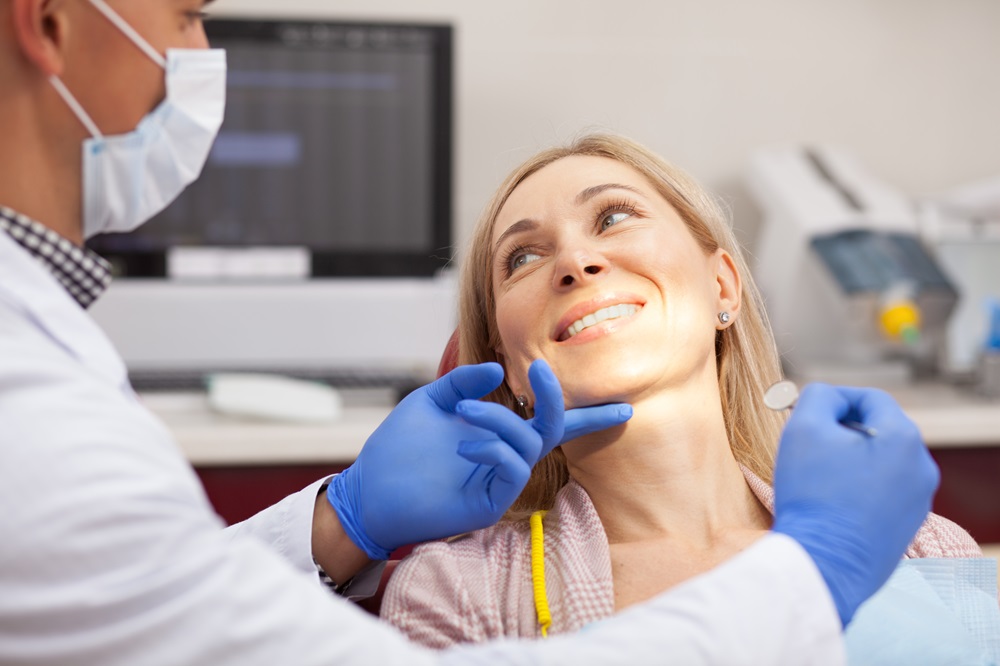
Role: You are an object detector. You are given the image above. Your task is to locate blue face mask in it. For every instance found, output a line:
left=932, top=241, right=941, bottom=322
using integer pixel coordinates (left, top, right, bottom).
left=48, top=0, right=226, bottom=239
left=844, top=557, right=1000, bottom=665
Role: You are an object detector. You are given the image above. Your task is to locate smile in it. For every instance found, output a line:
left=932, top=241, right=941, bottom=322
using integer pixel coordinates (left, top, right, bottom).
left=558, top=303, right=641, bottom=341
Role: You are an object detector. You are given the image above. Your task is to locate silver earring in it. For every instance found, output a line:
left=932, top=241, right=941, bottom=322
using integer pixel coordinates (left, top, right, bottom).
left=718, top=312, right=731, bottom=325
left=516, top=394, right=528, bottom=410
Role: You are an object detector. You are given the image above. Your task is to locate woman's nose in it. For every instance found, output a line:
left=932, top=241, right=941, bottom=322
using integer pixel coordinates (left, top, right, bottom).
left=553, top=249, right=609, bottom=288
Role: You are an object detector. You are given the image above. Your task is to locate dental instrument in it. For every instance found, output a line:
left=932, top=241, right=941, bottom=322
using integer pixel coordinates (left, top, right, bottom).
left=765, top=380, right=878, bottom=437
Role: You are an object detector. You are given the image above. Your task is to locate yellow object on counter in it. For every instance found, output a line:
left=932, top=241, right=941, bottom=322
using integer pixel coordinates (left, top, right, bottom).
left=879, top=299, right=921, bottom=344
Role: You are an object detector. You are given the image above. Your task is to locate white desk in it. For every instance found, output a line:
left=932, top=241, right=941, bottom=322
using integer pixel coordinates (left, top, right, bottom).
left=877, top=382, right=1000, bottom=448
left=140, top=392, right=391, bottom=466
left=142, top=382, right=1000, bottom=467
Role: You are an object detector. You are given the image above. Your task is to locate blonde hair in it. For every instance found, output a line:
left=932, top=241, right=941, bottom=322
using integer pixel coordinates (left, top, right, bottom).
left=458, top=133, right=785, bottom=519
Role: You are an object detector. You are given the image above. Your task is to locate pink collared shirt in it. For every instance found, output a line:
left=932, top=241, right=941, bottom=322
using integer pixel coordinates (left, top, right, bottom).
left=382, top=466, right=983, bottom=649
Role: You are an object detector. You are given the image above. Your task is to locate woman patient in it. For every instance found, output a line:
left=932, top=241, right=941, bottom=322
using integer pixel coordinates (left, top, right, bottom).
left=380, top=133, right=983, bottom=647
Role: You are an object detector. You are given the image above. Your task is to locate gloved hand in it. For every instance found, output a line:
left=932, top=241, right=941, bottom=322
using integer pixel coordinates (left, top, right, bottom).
left=771, top=383, right=940, bottom=627
left=326, top=360, right=632, bottom=560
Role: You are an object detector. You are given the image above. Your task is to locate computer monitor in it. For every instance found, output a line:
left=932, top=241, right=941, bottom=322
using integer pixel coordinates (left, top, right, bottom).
left=88, top=18, right=457, bottom=390
left=90, top=18, right=453, bottom=279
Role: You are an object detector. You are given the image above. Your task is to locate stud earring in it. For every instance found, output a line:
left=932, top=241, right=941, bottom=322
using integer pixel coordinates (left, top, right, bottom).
left=718, top=311, right=731, bottom=325
left=517, top=394, right=528, bottom=410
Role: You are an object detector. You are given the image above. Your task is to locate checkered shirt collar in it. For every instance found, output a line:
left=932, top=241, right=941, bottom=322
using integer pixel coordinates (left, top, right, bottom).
left=0, top=206, right=112, bottom=309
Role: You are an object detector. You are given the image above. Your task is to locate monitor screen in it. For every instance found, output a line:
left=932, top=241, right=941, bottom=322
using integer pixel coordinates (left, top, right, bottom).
left=88, top=18, right=453, bottom=278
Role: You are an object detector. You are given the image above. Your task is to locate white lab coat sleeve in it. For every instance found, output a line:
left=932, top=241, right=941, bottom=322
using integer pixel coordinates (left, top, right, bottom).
left=440, top=533, right=846, bottom=666
left=221, top=475, right=389, bottom=599
left=222, top=475, right=333, bottom=576
left=222, top=475, right=390, bottom=600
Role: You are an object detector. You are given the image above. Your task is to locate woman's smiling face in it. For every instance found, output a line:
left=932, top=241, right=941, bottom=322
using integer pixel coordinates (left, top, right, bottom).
left=491, top=155, right=739, bottom=408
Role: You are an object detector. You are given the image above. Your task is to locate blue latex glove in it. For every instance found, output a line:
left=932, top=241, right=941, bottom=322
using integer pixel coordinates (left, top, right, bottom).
left=771, top=383, right=940, bottom=627
left=326, top=360, right=632, bottom=560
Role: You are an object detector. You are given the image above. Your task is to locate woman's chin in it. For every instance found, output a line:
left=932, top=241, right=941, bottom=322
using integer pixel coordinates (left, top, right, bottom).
left=562, top=382, right=647, bottom=411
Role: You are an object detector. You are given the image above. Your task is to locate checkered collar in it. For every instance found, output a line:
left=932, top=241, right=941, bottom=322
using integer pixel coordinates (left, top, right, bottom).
left=0, top=207, right=112, bottom=309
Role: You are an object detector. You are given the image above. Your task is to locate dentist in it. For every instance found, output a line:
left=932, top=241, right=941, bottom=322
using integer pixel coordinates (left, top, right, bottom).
left=0, top=1, right=939, bottom=664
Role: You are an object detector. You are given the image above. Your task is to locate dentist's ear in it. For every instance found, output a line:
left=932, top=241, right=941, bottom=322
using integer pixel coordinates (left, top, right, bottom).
left=10, top=0, right=71, bottom=78
left=713, top=249, right=741, bottom=329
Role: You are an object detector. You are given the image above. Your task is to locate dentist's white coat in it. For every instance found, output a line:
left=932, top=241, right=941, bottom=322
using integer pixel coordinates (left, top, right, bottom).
left=0, top=230, right=845, bottom=665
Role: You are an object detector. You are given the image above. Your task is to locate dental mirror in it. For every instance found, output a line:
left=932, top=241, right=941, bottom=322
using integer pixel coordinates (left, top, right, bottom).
left=763, top=379, right=799, bottom=411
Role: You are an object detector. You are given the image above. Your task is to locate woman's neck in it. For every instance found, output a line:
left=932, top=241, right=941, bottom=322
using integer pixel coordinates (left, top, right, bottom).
left=564, top=368, right=771, bottom=547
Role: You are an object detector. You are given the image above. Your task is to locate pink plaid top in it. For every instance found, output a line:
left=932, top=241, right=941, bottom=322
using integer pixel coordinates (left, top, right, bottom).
left=381, top=466, right=983, bottom=649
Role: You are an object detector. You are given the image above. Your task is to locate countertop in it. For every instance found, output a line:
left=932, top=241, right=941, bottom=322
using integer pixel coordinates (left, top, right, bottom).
left=141, top=391, right=392, bottom=465
left=142, top=381, right=1000, bottom=466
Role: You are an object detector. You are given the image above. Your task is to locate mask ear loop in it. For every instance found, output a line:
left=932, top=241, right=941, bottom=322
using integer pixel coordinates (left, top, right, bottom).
left=50, top=0, right=172, bottom=139
left=86, top=0, right=167, bottom=69
left=48, top=76, right=103, bottom=138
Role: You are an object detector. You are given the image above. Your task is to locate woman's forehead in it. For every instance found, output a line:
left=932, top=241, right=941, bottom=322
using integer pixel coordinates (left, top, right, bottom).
left=493, top=155, right=651, bottom=239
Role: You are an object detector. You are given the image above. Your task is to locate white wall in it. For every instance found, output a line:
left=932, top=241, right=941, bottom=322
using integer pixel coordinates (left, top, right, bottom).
left=213, top=0, right=1000, bottom=253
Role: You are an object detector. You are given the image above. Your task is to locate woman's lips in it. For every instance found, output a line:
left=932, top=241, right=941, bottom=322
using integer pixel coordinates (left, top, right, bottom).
left=554, top=294, right=645, bottom=342
left=557, top=303, right=642, bottom=342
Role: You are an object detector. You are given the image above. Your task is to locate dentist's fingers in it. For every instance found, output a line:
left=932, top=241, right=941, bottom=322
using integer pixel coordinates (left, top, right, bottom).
left=455, top=399, right=543, bottom=464
left=425, top=363, right=505, bottom=413
left=788, top=383, right=850, bottom=424
left=795, top=383, right=917, bottom=439
left=461, top=398, right=634, bottom=462
left=525, top=359, right=565, bottom=447
left=816, top=385, right=911, bottom=432
left=559, top=404, right=633, bottom=450
left=456, top=439, right=532, bottom=489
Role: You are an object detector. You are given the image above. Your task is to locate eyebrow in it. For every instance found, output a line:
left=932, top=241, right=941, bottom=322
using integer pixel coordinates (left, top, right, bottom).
left=575, top=183, right=643, bottom=205
left=493, top=218, right=539, bottom=254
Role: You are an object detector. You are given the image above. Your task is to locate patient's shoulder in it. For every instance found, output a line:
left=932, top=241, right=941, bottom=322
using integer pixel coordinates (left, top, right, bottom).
left=907, top=512, right=984, bottom=558
left=402, top=518, right=534, bottom=572
left=380, top=520, right=535, bottom=648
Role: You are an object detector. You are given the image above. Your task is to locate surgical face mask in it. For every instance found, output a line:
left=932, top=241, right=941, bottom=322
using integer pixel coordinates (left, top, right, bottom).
left=49, top=0, right=226, bottom=239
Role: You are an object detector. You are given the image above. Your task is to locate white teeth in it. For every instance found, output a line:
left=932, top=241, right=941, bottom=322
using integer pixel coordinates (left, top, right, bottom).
left=564, top=303, right=639, bottom=339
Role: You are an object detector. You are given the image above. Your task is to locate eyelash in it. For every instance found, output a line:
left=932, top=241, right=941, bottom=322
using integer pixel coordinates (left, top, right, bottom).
left=500, top=242, right=538, bottom=278
left=597, top=198, right=639, bottom=229
left=499, top=197, right=640, bottom=278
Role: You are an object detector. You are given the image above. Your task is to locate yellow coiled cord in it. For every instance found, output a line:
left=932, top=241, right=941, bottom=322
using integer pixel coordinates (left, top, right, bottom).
left=529, top=510, right=551, bottom=638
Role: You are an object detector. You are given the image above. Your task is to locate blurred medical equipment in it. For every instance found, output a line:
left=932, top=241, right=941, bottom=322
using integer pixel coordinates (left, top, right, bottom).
left=88, top=19, right=456, bottom=393
left=89, top=276, right=456, bottom=395
left=979, top=301, right=1000, bottom=397
left=747, top=146, right=989, bottom=384
left=921, top=175, right=1000, bottom=385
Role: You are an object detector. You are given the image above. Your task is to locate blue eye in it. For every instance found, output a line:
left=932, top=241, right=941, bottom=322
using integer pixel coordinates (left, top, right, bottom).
left=509, top=250, right=541, bottom=273
left=600, top=211, right=631, bottom=231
